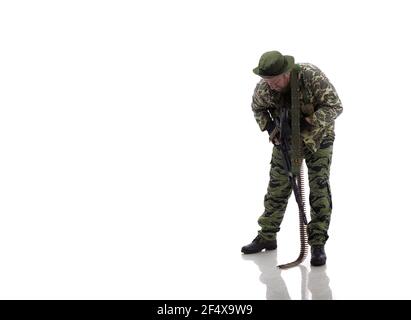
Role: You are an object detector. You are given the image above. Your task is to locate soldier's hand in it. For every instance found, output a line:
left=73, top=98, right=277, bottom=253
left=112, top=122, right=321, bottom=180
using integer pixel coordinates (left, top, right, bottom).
left=269, top=127, right=281, bottom=145
left=304, top=116, right=314, bottom=126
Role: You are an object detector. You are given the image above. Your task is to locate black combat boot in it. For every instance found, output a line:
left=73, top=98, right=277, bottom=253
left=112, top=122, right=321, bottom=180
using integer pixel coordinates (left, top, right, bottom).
left=241, top=235, right=277, bottom=254
left=310, top=245, right=327, bottom=266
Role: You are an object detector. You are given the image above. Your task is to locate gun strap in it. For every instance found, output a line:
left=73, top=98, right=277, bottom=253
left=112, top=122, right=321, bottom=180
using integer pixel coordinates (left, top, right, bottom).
left=277, top=66, right=309, bottom=269
left=290, top=67, right=302, bottom=176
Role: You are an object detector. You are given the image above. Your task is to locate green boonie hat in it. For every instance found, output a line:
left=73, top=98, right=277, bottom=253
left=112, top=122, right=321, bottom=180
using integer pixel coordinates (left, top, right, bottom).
left=253, top=51, right=295, bottom=77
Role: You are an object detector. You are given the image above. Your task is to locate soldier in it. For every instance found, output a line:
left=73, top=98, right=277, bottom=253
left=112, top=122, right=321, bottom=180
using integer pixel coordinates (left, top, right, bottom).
left=241, top=51, right=343, bottom=266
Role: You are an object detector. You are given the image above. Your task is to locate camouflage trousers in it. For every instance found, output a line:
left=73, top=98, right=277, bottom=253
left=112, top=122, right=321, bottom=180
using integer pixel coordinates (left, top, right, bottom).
left=258, top=135, right=335, bottom=246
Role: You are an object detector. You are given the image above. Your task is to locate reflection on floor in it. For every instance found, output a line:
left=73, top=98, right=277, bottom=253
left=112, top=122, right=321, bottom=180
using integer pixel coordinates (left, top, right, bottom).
left=242, top=251, right=332, bottom=300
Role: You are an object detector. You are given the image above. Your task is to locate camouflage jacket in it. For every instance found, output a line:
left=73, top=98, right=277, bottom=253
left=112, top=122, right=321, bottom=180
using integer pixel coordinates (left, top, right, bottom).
left=251, top=63, right=343, bottom=154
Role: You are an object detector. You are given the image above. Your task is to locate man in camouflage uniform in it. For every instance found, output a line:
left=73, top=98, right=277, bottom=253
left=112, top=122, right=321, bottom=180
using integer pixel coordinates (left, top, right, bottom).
left=241, top=51, right=343, bottom=266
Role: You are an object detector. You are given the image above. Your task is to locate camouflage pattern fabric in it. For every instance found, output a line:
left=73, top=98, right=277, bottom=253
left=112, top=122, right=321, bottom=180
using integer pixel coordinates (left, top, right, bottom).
left=258, top=135, right=335, bottom=246
left=251, top=63, right=343, bottom=154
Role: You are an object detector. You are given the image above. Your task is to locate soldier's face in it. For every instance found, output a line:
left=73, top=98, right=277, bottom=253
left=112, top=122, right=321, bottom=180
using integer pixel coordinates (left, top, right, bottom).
left=262, top=72, right=290, bottom=92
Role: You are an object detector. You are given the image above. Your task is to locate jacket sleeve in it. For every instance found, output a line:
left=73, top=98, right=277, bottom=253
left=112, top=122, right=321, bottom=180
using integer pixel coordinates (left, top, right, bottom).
left=251, top=84, right=275, bottom=134
left=309, top=68, right=343, bottom=128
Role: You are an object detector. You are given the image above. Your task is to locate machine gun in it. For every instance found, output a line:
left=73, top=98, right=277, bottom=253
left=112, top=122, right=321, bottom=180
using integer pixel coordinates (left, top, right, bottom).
left=273, top=106, right=308, bottom=269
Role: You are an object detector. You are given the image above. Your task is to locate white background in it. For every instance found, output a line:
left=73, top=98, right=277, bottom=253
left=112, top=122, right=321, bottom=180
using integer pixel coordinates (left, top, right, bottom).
left=0, top=0, right=410, bottom=299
